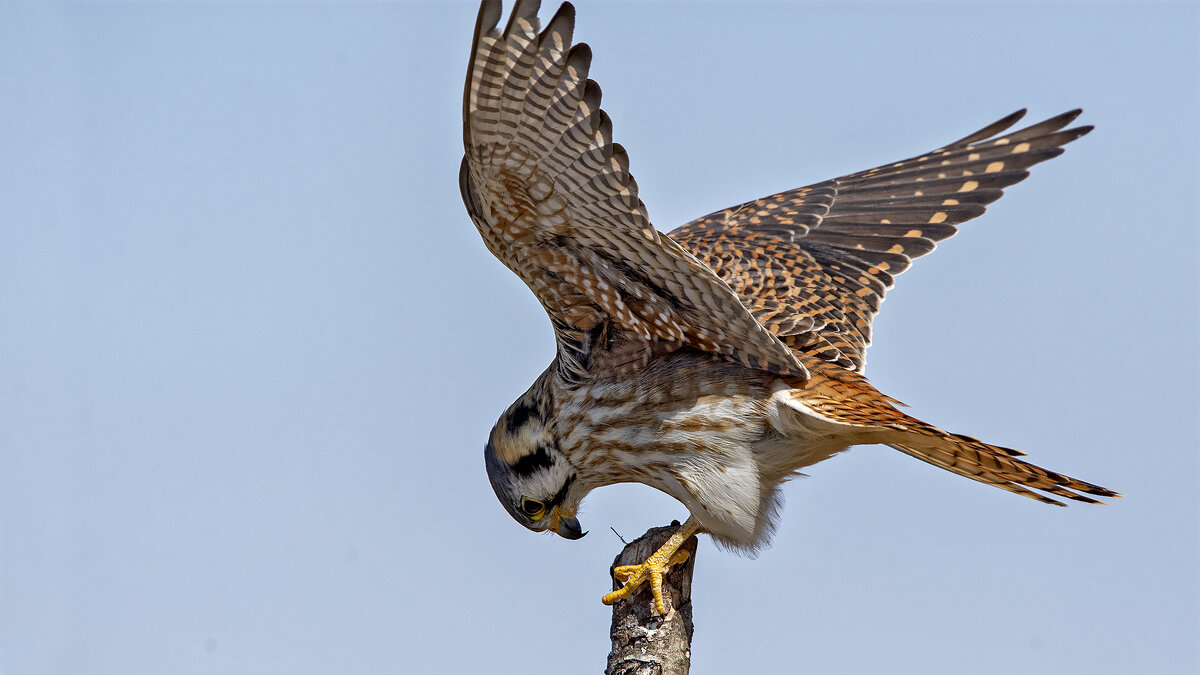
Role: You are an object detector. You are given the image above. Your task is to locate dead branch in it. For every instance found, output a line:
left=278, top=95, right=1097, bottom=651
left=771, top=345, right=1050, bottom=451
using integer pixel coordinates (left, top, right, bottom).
left=605, top=523, right=698, bottom=675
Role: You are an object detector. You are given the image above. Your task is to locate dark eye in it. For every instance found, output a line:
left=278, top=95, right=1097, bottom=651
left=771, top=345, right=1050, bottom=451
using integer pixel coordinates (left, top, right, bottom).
left=520, top=498, right=545, bottom=519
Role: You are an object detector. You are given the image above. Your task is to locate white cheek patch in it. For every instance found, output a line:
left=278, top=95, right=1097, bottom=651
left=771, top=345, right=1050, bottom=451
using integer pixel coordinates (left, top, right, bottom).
left=518, top=462, right=573, bottom=506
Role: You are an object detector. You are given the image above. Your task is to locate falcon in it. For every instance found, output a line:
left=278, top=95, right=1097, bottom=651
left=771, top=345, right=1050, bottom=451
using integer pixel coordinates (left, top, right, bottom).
left=460, top=0, right=1118, bottom=614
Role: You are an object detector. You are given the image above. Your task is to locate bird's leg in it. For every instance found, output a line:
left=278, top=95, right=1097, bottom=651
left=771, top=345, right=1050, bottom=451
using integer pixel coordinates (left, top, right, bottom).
left=602, top=517, right=700, bottom=615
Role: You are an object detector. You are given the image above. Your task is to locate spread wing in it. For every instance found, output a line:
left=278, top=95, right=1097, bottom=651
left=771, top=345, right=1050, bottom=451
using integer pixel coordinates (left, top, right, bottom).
left=669, top=110, right=1092, bottom=371
left=460, top=0, right=804, bottom=383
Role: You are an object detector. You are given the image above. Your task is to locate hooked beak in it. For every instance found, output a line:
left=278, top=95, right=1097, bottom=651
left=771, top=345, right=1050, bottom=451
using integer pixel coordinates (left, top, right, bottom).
left=556, top=514, right=586, bottom=540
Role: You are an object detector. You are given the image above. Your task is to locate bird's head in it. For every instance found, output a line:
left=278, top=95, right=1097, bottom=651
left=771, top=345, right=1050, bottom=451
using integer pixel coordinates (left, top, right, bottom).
left=484, top=388, right=586, bottom=540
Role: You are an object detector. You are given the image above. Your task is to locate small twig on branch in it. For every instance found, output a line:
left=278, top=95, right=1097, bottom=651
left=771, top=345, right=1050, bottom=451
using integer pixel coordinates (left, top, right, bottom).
left=605, top=524, right=698, bottom=675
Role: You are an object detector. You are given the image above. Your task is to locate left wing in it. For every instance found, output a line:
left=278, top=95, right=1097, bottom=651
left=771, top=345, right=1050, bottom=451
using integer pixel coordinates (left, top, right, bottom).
left=460, top=0, right=805, bottom=383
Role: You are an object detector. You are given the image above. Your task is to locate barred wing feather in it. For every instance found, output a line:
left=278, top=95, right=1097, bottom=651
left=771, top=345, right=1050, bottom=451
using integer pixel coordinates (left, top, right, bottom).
left=460, top=0, right=806, bottom=382
left=669, top=109, right=1093, bottom=371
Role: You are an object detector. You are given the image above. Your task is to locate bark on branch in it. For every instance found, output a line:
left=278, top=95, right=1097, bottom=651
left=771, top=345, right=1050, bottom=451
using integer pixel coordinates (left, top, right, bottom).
left=605, top=523, right=698, bottom=675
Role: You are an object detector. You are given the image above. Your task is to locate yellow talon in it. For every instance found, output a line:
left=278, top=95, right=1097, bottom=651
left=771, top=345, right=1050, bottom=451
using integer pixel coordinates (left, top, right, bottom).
left=602, top=518, right=699, bottom=615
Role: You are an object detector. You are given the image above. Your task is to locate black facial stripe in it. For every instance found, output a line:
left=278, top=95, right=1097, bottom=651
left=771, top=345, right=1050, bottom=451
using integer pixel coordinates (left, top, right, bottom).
left=505, top=402, right=537, bottom=435
left=510, top=445, right=554, bottom=478
left=547, top=473, right=576, bottom=509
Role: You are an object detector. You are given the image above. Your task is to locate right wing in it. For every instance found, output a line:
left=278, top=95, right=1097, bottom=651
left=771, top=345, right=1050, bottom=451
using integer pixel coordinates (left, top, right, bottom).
left=669, top=110, right=1092, bottom=371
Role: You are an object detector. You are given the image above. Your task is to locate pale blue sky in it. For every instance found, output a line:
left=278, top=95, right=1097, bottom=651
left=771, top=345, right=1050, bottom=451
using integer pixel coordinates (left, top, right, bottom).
left=2, top=2, right=1197, bottom=674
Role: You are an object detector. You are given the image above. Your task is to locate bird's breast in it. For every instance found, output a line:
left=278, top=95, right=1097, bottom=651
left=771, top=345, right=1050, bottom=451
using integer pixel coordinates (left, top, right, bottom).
left=552, top=361, right=777, bottom=488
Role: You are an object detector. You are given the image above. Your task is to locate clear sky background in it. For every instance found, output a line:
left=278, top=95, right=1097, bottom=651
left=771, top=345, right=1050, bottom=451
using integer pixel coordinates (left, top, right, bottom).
left=2, top=1, right=1197, bottom=674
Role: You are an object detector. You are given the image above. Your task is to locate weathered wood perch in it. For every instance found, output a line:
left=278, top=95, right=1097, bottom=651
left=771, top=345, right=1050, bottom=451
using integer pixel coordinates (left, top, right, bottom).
left=605, top=524, right=699, bottom=675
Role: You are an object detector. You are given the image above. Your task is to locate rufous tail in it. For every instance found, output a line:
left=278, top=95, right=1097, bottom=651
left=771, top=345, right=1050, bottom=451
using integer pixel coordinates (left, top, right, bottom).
left=889, top=429, right=1119, bottom=506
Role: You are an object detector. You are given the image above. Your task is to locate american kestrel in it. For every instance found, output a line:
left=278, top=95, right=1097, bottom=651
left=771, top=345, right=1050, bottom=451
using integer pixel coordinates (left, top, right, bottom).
left=460, top=0, right=1117, bottom=614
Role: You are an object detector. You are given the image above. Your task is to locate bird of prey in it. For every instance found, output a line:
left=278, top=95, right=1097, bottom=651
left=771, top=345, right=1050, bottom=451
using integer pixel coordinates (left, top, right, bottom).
left=460, top=0, right=1117, bottom=614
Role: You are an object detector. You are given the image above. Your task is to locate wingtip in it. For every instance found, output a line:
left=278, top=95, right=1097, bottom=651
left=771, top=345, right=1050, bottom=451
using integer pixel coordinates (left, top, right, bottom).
left=995, top=109, right=1029, bottom=132
left=465, top=0, right=506, bottom=148
left=1069, top=124, right=1095, bottom=139
left=1050, top=108, right=1085, bottom=131
left=945, top=108, right=1028, bottom=148
left=568, top=40, right=593, bottom=65
left=548, top=1, right=576, bottom=31
left=477, top=0, right=503, bottom=35
left=503, top=0, right=542, bottom=39
left=1038, top=108, right=1088, bottom=135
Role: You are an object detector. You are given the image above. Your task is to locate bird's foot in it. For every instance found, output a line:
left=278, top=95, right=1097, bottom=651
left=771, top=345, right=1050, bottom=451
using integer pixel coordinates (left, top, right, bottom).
left=602, top=518, right=699, bottom=615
